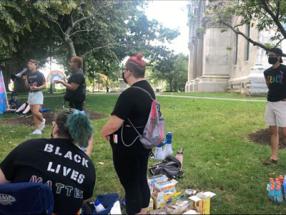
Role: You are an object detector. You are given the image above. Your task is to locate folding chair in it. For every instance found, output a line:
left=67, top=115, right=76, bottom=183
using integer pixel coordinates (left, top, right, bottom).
left=0, top=182, right=54, bottom=215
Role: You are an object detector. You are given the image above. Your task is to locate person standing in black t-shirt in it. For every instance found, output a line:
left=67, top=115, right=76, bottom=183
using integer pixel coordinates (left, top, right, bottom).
left=56, top=56, right=86, bottom=111
left=101, top=53, right=154, bottom=214
left=0, top=109, right=95, bottom=215
left=23, top=59, right=46, bottom=135
left=263, top=48, right=286, bottom=165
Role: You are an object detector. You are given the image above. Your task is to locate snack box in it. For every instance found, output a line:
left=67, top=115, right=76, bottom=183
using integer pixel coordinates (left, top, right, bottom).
left=154, top=179, right=178, bottom=192
left=148, top=175, right=169, bottom=193
left=189, top=192, right=216, bottom=215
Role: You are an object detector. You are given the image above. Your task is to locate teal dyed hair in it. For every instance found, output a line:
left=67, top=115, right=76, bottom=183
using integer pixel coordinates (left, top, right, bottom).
left=66, top=110, right=93, bottom=147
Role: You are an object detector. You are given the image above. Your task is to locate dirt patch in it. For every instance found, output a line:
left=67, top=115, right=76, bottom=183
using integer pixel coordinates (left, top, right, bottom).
left=248, top=128, right=286, bottom=149
left=3, top=111, right=106, bottom=126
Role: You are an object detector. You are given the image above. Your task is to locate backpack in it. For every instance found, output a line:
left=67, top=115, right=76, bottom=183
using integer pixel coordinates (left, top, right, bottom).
left=149, top=155, right=184, bottom=179
left=122, top=86, right=165, bottom=149
left=0, top=182, right=54, bottom=215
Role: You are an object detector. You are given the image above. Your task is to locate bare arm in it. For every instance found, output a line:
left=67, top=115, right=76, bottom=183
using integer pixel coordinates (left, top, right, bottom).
left=101, top=115, right=124, bottom=140
left=22, top=75, right=30, bottom=89
left=264, top=76, right=270, bottom=88
left=56, top=80, right=79, bottom=91
left=85, top=135, right=94, bottom=156
left=0, top=169, right=9, bottom=184
left=30, top=81, right=46, bottom=91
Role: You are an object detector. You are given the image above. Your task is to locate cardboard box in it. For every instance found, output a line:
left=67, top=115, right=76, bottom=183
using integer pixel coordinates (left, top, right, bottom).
left=154, top=179, right=178, bottom=192
left=152, top=180, right=178, bottom=209
left=148, top=175, right=169, bottom=193
left=166, top=200, right=190, bottom=214
left=189, top=192, right=216, bottom=215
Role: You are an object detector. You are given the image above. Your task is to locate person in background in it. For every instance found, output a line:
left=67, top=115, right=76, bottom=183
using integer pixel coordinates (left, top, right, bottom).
left=0, top=109, right=96, bottom=215
left=23, top=59, right=46, bottom=135
left=56, top=56, right=86, bottom=111
left=263, top=48, right=286, bottom=165
left=8, top=92, right=21, bottom=110
left=101, top=53, right=154, bottom=214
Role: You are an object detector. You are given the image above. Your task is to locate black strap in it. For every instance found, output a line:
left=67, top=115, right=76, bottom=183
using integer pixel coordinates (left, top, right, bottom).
left=126, top=86, right=155, bottom=138
left=131, top=86, right=155, bottom=101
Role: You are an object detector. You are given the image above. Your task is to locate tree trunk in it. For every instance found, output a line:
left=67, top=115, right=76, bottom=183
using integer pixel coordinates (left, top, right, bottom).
left=2, top=67, right=10, bottom=92
left=49, top=83, right=55, bottom=94
left=66, top=36, right=76, bottom=57
left=93, top=79, right=96, bottom=93
left=169, top=79, right=173, bottom=92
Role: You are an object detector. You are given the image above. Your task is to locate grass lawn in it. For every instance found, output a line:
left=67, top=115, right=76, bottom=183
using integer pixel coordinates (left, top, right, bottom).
left=0, top=93, right=286, bottom=213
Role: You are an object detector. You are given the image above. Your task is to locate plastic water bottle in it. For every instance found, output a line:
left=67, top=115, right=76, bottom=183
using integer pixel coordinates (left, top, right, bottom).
left=268, top=178, right=275, bottom=201
left=283, top=176, right=286, bottom=200
left=94, top=199, right=105, bottom=213
left=175, top=148, right=184, bottom=169
left=165, top=132, right=173, bottom=156
left=154, top=142, right=166, bottom=160
left=275, top=179, right=283, bottom=203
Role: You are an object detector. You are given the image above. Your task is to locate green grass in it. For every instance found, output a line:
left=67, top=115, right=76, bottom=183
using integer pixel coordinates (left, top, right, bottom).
left=1, top=93, right=286, bottom=213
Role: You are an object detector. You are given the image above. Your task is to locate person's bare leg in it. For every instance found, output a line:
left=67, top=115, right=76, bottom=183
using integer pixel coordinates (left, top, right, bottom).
left=31, top=105, right=42, bottom=129
left=138, top=207, right=149, bottom=214
left=270, top=126, right=279, bottom=161
left=30, top=106, right=38, bottom=129
left=33, top=105, right=43, bottom=122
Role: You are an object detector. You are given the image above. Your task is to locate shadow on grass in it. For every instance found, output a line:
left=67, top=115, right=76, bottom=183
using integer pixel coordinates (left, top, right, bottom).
left=2, top=111, right=106, bottom=126
left=249, top=128, right=286, bottom=149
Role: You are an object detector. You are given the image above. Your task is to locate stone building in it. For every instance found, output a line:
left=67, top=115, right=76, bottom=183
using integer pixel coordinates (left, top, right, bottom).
left=185, top=0, right=285, bottom=95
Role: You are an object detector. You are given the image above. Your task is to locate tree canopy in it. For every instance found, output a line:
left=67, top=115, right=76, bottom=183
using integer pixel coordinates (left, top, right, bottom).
left=0, top=0, right=179, bottom=73
left=207, top=0, right=286, bottom=54
left=152, top=52, right=188, bottom=92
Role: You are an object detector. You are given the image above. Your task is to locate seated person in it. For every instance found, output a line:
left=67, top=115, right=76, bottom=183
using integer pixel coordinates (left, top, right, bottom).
left=0, top=109, right=96, bottom=215
left=8, top=92, right=21, bottom=111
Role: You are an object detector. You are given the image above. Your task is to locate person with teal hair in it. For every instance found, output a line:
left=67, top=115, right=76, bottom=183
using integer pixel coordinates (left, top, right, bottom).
left=0, top=109, right=96, bottom=215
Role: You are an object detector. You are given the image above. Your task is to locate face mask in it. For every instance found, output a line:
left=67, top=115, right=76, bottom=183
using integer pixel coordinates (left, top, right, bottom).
left=122, top=72, right=127, bottom=84
left=268, top=56, right=278, bottom=65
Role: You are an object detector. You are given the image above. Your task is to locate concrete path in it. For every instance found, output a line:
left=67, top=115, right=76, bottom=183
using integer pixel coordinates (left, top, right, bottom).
left=158, top=94, right=266, bottom=103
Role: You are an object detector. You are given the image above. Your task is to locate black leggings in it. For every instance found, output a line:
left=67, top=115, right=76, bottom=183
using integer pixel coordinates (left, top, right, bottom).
left=111, top=142, right=150, bottom=214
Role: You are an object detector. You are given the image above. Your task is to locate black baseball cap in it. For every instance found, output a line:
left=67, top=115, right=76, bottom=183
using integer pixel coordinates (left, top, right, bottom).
left=269, top=48, right=283, bottom=56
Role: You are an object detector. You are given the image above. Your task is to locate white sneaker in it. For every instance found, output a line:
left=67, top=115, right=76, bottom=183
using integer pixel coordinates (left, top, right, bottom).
left=32, top=129, right=42, bottom=135
left=39, top=118, right=46, bottom=131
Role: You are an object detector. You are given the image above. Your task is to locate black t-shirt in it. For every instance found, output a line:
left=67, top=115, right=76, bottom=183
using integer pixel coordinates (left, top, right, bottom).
left=65, top=69, right=86, bottom=102
left=0, top=138, right=96, bottom=215
left=111, top=80, right=155, bottom=148
left=27, top=70, right=45, bottom=89
left=264, top=64, right=286, bottom=102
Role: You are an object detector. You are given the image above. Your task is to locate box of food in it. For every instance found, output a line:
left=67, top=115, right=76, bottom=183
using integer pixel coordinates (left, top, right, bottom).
left=153, top=179, right=178, bottom=192
left=148, top=175, right=169, bottom=193
left=189, top=192, right=216, bottom=214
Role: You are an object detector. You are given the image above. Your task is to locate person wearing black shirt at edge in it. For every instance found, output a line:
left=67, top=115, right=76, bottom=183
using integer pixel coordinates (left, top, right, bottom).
left=263, top=48, right=286, bottom=165
left=56, top=56, right=86, bottom=111
left=101, top=53, right=154, bottom=214
left=0, top=109, right=96, bottom=215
